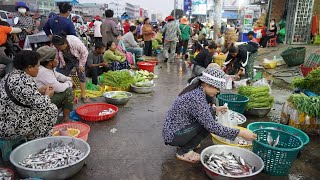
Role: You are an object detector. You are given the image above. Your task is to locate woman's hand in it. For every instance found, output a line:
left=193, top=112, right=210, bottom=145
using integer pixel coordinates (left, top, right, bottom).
left=45, top=86, right=54, bottom=97
left=38, top=86, right=47, bottom=95
left=78, top=66, right=85, bottom=73
left=215, top=106, right=228, bottom=114
left=238, top=129, right=257, bottom=141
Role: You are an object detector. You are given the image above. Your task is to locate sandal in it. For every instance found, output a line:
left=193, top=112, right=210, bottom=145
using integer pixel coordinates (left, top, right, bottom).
left=176, top=150, right=200, bottom=164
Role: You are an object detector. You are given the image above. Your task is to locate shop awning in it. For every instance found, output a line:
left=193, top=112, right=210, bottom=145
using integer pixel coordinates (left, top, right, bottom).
left=222, top=11, right=239, bottom=19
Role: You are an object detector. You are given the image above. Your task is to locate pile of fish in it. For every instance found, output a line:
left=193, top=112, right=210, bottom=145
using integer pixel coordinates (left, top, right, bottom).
left=229, top=111, right=246, bottom=124
left=217, top=136, right=252, bottom=146
left=267, top=132, right=280, bottom=147
left=19, top=140, right=84, bottom=169
left=98, top=108, right=115, bottom=116
left=0, top=168, right=13, bottom=180
left=204, top=152, right=255, bottom=176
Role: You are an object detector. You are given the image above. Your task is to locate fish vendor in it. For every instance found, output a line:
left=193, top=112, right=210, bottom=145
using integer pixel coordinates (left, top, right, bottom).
left=162, top=67, right=257, bottom=163
left=0, top=50, right=58, bottom=140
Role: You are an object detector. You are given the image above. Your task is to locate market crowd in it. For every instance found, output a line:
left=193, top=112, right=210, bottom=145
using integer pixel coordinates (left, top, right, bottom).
left=0, top=1, right=270, bottom=164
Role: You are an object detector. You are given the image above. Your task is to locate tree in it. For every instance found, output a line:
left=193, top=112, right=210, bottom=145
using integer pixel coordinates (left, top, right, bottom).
left=170, top=9, right=184, bottom=19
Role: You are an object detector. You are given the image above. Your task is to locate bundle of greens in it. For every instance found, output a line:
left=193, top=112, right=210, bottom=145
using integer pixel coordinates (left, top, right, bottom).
left=288, top=94, right=320, bottom=117
left=292, top=68, right=320, bottom=94
left=238, top=86, right=274, bottom=109
left=100, top=71, right=134, bottom=89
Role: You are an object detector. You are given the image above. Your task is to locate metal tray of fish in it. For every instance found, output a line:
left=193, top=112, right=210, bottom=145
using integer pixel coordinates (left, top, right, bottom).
left=10, top=136, right=90, bottom=180
left=201, top=145, right=264, bottom=179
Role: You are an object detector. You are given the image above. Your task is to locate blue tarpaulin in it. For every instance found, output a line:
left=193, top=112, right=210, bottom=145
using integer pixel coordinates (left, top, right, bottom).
left=222, top=11, right=239, bottom=19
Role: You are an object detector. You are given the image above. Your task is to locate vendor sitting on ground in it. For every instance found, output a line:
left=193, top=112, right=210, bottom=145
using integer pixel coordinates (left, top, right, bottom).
left=163, top=67, right=256, bottom=163
left=103, top=41, right=130, bottom=71
left=192, top=43, right=218, bottom=76
left=34, top=46, right=74, bottom=123
left=86, top=42, right=109, bottom=85
left=223, top=45, right=248, bottom=78
left=0, top=50, right=58, bottom=140
left=122, top=26, right=143, bottom=57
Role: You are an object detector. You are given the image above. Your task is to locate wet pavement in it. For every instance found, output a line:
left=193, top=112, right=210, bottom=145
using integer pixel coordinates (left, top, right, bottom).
left=70, top=59, right=320, bottom=180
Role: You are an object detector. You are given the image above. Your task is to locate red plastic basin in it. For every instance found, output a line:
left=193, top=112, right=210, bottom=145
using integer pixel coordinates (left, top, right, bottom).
left=137, top=61, right=156, bottom=72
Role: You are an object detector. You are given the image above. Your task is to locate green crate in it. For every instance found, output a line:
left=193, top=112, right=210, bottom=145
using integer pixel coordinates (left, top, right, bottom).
left=280, top=47, right=306, bottom=67
left=252, top=129, right=303, bottom=176
left=314, top=35, right=320, bottom=44
left=247, top=122, right=309, bottom=146
left=217, top=94, right=249, bottom=114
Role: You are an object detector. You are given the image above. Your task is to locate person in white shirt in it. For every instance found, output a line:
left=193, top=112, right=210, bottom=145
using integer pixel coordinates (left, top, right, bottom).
left=93, top=15, right=102, bottom=44
left=34, top=46, right=74, bottom=122
left=122, top=26, right=143, bottom=56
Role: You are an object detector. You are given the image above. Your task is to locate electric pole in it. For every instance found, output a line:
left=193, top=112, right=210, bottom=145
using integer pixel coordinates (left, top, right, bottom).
left=173, top=0, right=177, bottom=18
left=213, top=0, right=222, bottom=40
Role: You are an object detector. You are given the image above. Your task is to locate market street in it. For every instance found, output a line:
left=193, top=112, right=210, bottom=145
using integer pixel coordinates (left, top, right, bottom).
left=70, top=59, right=320, bottom=180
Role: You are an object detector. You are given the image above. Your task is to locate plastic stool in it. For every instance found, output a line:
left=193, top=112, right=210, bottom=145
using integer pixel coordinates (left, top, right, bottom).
left=0, top=138, right=26, bottom=161
left=267, top=37, right=277, bottom=47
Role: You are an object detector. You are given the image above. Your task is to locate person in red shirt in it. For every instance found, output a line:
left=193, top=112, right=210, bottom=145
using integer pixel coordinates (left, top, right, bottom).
left=0, top=21, right=22, bottom=76
left=123, top=19, right=130, bottom=35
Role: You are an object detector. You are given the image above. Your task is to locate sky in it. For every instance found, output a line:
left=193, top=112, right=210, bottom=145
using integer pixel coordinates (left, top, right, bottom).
left=78, top=0, right=177, bottom=16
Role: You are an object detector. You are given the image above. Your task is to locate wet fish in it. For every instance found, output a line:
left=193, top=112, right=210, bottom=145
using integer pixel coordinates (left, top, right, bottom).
left=204, top=152, right=255, bottom=176
left=267, top=132, right=273, bottom=146
left=99, top=108, right=115, bottom=116
left=273, top=133, right=280, bottom=147
left=0, top=168, right=13, bottom=180
left=19, top=140, right=84, bottom=170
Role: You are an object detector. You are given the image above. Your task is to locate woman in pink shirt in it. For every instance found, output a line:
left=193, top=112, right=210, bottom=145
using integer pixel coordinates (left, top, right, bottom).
left=52, top=34, right=89, bottom=103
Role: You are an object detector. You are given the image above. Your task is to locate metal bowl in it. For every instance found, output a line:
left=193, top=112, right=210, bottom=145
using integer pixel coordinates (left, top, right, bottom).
left=201, top=145, right=264, bottom=179
left=245, top=107, right=272, bottom=117
left=10, top=136, right=90, bottom=180
left=103, top=91, right=132, bottom=105
left=131, top=84, right=155, bottom=94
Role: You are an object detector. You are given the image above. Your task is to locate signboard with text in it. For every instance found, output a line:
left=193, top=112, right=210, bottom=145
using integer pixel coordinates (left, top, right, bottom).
left=184, top=0, right=192, bottom=14
left=191, top=0, right=207, bottom=15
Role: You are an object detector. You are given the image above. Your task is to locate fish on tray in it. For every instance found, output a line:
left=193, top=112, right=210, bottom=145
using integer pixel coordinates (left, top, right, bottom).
left=19, top=140, right=84, bottom=169
left=204, top=152, right=255, bottom=176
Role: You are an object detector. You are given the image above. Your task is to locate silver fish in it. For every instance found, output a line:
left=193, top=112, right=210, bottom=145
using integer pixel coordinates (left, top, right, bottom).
left=273, top=133, right=280, bottom=147
left=19, top=140, right=84, bottom=170
left=267, top=132, right=273, bottom=146
left=204, top=152, right=255, bottom=176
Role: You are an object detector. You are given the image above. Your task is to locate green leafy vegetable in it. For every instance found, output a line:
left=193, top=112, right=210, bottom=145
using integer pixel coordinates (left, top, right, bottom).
left=288, top=94, right=320, bottom=117
left=111, top=92, right=129, bottom=99
left=292, top=68, right=320, bottom=94
left=238, top=86, right=274, bottom=109
left=101, top=71, right=134, bottom=89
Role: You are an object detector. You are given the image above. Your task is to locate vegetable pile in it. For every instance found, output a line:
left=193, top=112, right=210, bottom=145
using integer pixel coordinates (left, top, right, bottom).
left=288, top=94, right=320, bottom=117
left=111, top=92, right=129, bottom=99
left=100, top=71, right=135, bottom=89
left=133, top=70, right=157, bottom=87
left=238, top=86, right=274, bottom=109
left=292, top=67, right=320, bottom=94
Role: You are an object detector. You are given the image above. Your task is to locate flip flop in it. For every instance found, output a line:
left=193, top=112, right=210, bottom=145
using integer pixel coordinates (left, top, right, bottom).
left=177, top=144, right=201, bottom=150
left=176, top=150, right=200, bottom=164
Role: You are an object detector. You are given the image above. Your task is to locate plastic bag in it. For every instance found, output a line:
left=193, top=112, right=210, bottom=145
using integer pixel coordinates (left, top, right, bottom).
left=233, top=79, right=249, bottom=88
left=216, top=104, right=237, bottom=143
left=253, top=78, right=271, bottom=94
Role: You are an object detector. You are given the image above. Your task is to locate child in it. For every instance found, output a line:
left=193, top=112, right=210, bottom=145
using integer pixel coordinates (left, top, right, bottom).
left=247, top=31, right=258, bottom=43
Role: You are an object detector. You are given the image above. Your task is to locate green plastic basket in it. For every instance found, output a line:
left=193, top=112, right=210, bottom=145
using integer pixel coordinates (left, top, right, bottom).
left=280, top=47, right=306, bottom=67
left=247, top=122, right=309, bottom=146
left=252, top=129, right=304, bottom=176
left=217, top=94, right=249, bottom=114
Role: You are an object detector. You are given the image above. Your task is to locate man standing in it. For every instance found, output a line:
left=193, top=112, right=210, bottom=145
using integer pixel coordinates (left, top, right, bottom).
left=43, top=2, right=76, bottom=38
left=86, top=42, right=109, bottom=85
left=101, top=9, right=120, bottom=46
left=161, top=16, right=181, bottom=63
left=93, top=15, right=102, bottom=44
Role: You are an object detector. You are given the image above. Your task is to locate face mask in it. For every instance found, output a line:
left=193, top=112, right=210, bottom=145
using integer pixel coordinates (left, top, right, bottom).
left=18, top=8, right=26, bottom=14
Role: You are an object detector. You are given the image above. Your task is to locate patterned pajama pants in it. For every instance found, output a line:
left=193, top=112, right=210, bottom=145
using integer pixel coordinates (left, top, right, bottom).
left=163, top=41, right=177, bottom=62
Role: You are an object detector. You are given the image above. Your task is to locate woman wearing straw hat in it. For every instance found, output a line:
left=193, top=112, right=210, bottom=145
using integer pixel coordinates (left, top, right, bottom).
left=177, top=17, right=192, bottom=59
left=163, top=67, right=257, bottom=163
